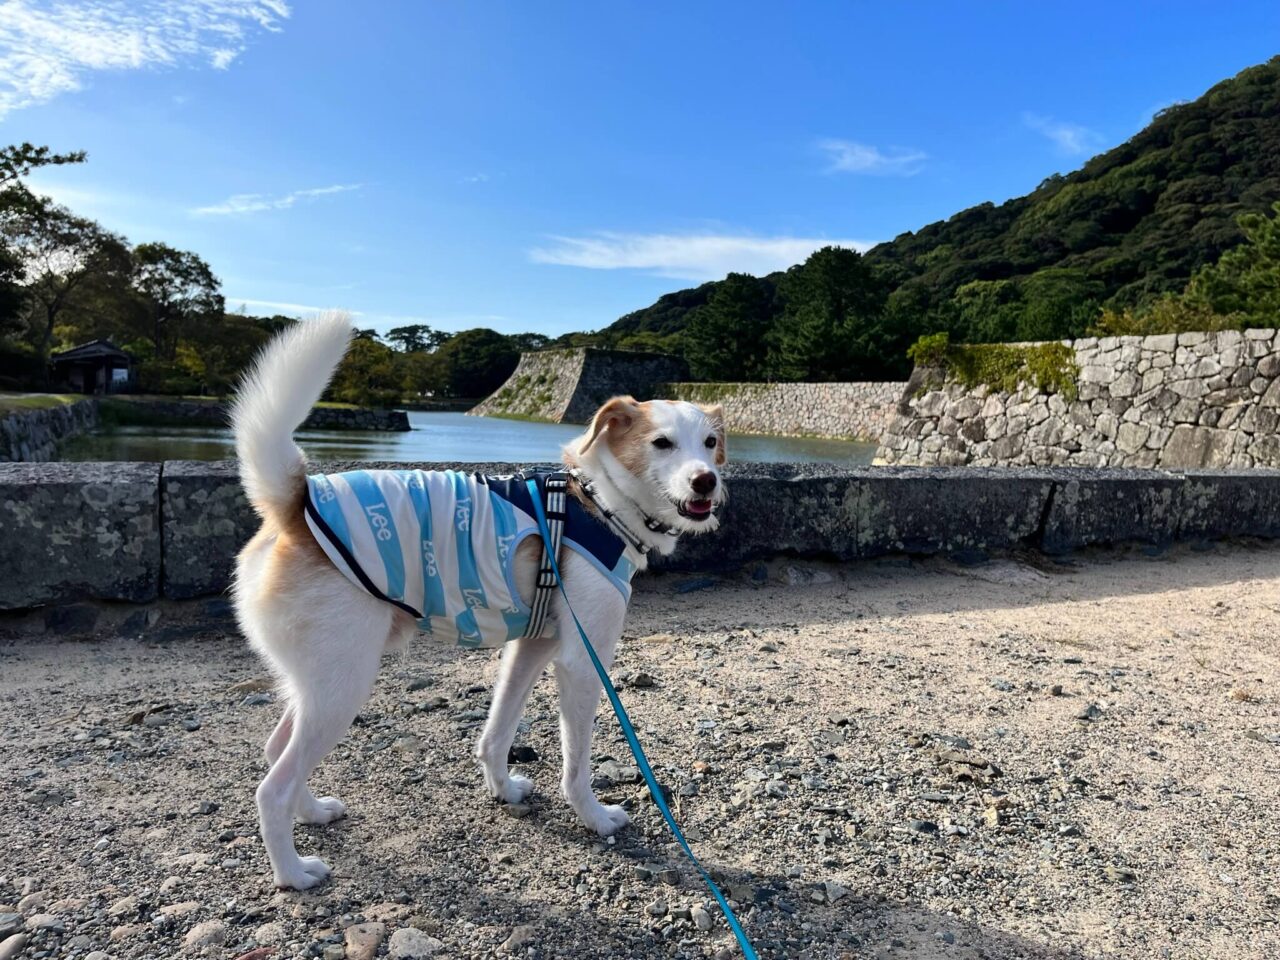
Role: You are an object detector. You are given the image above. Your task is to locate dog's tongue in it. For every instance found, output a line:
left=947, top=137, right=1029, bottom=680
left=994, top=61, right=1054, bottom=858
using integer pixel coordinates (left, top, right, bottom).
left=685, top=499, right=713, bottom=515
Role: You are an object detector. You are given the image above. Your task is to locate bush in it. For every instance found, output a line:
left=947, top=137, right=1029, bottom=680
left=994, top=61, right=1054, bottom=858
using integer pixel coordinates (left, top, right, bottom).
left=907, top=332, right=1079, bottom=397
left=0, top=339, right=44, bottom=389
left=1090, top=296, right=1245, bottom=336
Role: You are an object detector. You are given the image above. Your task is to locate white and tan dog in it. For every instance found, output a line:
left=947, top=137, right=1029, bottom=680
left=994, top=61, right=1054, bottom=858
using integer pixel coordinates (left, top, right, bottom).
left=231, top=312, right=727, bottom=890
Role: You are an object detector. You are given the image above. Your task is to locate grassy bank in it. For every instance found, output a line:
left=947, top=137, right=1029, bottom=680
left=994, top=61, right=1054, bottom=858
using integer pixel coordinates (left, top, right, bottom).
left=0, top=393, right=79, bottom=415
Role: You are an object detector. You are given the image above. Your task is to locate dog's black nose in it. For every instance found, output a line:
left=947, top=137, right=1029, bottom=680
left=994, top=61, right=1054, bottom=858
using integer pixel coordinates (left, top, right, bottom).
left=691, top=472, right=717, bottom=496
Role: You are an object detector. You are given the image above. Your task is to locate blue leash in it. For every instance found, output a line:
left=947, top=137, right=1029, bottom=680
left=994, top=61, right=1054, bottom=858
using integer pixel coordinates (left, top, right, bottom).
left=526, top=480, right=759, bottom=959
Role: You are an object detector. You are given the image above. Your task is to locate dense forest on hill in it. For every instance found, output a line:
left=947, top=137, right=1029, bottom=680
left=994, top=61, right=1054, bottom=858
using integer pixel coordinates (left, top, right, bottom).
left=561, top=56, right=1280, bottom=381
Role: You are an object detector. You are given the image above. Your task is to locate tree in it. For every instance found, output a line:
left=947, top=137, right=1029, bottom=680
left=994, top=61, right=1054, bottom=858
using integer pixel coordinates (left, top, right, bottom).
left=0, top=193, right=129, bottom=369
left=1015, top=268, right=1103, bottom=341
left=386, top=323, right=450, bottom=353
left=0, top=143, right=87, bottom=188
left=329, top=337, right=403, bottom=407
left=508, top=332, right=550, bottom=353
left=434, top=327, right=519, bottom=397
left=401, top=349, right=447, bottom=398
left=182, top=313, right=272, bottom=395
left=683, top=272, right=774, bottom=380
left=615, top=330, right=683, bottom=355
left=0, top=144, right=89, bottom=336
left=771, top=247, right=888, bottom=381
left=1187, top=200, right=1280, bottom=324
left=131, top=243, right=224, bottom=361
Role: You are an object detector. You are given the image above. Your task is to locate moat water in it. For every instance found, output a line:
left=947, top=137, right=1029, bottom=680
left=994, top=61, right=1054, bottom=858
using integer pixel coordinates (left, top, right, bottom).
left=58, top=411, right=878, bottom=465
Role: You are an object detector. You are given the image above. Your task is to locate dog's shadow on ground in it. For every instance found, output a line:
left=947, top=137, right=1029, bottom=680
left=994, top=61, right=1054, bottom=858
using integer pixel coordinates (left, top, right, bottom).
left=318, top=803, right=1089, bottom=960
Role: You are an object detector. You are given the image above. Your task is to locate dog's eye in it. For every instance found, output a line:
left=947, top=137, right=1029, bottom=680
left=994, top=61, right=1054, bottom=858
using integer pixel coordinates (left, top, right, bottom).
left=651, top=437, right=674, bottom=450
left=705, top=436, right=717, bottom=449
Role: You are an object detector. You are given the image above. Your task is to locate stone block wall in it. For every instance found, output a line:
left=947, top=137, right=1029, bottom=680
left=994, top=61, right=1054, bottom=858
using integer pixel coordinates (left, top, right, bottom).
left=471, top=348, right=903, bottom=440
left=659, top=381, right=905, bottom=441
left=469, top=348, right=687, bottom=423
left=0, top=399, right=98, bottom=462
left=876, top=329, right=1280, bottom=468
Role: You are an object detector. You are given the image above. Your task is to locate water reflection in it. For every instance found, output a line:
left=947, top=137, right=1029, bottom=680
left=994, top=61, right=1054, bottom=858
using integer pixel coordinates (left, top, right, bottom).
left=58, top=411, right=877, bottom=465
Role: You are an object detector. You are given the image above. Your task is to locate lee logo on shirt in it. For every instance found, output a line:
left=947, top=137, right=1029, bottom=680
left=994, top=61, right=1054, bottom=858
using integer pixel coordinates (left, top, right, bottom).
left=365, top=502, right=393, bottom=541
left=463, top=588, right=485, bottom=610
left=454, top=502, right=471, bottom=532
left=421, top=541, right=438, bottom=577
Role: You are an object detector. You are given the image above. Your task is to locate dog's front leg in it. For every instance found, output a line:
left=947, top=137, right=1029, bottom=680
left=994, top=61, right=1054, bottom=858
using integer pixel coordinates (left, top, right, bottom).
left=477, top=633, right=557, bottom=803
left=552, top=597, right=630, bottom=837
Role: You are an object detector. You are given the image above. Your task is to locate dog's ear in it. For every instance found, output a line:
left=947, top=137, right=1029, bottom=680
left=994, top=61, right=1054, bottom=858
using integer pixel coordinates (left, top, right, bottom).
left=580, top=395, right=641, bottom=453
left=701, top=403, right=727, bottom=465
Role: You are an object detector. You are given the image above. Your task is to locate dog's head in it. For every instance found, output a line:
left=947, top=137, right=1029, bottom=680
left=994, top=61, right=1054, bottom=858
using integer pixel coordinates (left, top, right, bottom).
left=568, top=396, right=728, bottom=535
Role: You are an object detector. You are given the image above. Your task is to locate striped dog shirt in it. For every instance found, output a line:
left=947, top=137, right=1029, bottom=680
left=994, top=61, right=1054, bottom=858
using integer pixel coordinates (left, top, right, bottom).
left=303, top=469, right=637, bottom=648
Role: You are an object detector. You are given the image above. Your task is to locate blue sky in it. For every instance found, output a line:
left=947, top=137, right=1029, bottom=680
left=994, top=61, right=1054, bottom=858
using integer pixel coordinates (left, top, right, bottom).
left=5, top=1, right=1279, bottom=337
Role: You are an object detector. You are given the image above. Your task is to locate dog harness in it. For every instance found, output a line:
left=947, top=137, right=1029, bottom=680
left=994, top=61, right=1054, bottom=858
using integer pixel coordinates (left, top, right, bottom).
left=303, top=469, right=637, bottom=648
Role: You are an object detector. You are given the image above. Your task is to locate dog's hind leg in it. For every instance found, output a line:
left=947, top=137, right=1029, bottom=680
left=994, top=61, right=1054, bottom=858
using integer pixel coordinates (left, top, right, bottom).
left=255, top=628, right=384, bottom=890
left=263, top=705, right=346, bottom=825
left=476, top=633, right=557, bottom=803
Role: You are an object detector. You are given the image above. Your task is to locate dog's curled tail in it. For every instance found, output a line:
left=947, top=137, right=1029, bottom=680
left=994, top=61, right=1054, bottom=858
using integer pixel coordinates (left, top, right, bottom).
left=231, top=310, right=354, bottom=521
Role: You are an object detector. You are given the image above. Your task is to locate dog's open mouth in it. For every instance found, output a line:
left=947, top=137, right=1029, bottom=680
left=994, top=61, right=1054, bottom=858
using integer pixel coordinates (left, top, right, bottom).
left=677, top=498, right=715, bottom=521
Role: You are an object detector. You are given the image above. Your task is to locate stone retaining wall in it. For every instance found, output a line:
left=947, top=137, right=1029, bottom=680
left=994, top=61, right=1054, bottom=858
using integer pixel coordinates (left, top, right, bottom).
left=471, top=348, right=903, bottom=440
left=876, top=329, right=1280, bottom=468
left=3, top=460, right=1279, bottom=610
left=659, top=381, right=905, bottom=441
left=0, top=399, right=99, bottom=462
left=470, top=348, right=688, bottom=423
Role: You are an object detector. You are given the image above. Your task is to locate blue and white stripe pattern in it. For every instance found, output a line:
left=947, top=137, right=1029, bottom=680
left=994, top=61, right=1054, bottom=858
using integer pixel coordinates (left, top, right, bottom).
left=304, top=469, right=634, bottom=648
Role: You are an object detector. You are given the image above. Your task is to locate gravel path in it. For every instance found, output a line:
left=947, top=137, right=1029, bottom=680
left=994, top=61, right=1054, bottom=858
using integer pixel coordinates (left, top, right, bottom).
left=2, top=543, right=1279, bottom=960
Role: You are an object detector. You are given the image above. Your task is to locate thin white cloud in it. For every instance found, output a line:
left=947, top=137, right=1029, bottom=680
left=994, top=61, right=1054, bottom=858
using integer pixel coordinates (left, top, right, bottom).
left=209, top=47, right=237, bottom=70
left=460, top=173, right=490, bottom=184
left=226, top=297, right=331, bottom=315
left=530, top=232, right=875, bottom=281
left=192, top=183, right=361, bottom=216
left=1023, top=113, right=1105, bottom=156
left=24, top=175, right=122, bottom=210
left=817, top=139, right=927, bottom=176
left=0, top=0, right=289, bottom=117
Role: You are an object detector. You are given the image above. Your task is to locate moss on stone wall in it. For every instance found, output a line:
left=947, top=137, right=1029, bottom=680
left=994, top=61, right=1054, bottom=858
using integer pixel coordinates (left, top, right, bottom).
left=907, top=333, right=1079, bottom=398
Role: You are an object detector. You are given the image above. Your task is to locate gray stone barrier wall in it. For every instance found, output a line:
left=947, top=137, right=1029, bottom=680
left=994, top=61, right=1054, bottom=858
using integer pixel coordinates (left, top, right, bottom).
left=4, top=460, right=1280, bottom=611
left=658, top=381, right=906, bottom=441
left=0, top=462, right=160, bottom=609
left=0, top=399, right=98, bottom=462
left=877, top=328, right=1280, bottom=468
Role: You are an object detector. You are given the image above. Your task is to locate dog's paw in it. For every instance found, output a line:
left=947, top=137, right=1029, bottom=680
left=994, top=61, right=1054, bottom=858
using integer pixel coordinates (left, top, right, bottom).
left=492, top=773, right=534, bottom=805
left=297, top=795, right=346, bottom=825
left=578, top=801, right=630, bottom=837
left=273, top=855, right=332, bottom=890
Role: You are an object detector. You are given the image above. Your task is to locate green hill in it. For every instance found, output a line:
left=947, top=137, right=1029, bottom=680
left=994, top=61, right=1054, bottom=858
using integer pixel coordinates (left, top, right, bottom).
left=577, top=56, right=1280, bottom=380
